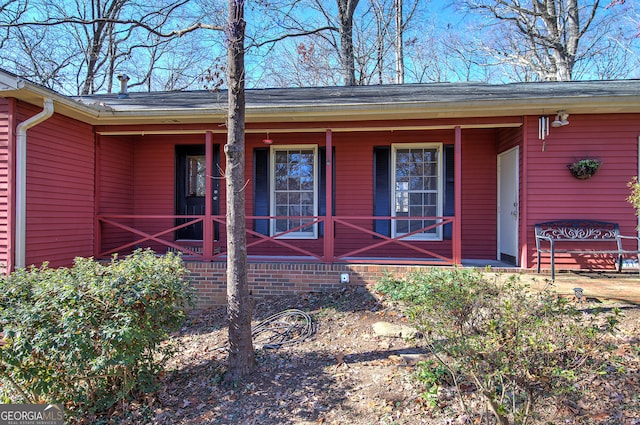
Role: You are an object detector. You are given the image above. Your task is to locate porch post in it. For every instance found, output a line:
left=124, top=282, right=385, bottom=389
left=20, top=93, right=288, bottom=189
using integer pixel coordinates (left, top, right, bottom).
left=203, top=131, right=214, bottom=261
left=454, top=126, right=462, bottom=264
left=324, top=129, right=334, bottom=263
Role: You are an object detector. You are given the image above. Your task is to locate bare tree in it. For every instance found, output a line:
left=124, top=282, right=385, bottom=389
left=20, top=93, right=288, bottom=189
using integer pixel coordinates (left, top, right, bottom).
left=463, top=0, right=615, bottom=81
left=224, top=0, right=254, bottom=382
left=0, top=0, right=224, bottom=94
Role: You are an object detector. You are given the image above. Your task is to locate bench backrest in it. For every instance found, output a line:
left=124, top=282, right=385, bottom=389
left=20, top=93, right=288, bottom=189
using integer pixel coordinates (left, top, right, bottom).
left=534, top=220, right=620, bottom=241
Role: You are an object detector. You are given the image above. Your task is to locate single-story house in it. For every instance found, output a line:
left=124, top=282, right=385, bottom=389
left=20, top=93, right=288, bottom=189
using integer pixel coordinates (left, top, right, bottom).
left=2, top=68, right=640, bottom=306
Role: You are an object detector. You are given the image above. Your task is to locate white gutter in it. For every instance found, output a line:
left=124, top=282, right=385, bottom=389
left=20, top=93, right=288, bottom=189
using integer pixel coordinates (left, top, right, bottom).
left=14, top=98, right=54, bottom=269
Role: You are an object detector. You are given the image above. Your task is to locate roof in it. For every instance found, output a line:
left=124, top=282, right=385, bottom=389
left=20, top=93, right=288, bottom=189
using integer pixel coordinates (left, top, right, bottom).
left=2, top=69, right=640, bottom=127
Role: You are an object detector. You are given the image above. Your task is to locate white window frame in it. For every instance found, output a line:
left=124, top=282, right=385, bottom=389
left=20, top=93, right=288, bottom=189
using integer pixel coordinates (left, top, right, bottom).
left=270, top=144, right=318, bottom=239
left=391, top=143, right=443, bottom=241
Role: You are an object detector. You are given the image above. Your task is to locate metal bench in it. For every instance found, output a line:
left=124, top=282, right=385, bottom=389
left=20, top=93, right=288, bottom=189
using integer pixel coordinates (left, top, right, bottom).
left=534, top=220, right=640, bottom=280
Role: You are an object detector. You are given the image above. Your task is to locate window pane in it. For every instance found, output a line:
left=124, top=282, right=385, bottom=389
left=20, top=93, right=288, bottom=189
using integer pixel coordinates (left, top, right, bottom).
left=288, top=192, right=300, bottom=205
left=396, top=220, right=408, bottom=234
left=187, top=155, right=206, bottom=196
left=409, top=177, right=423, bottom=191
left=275, top=192, right=288, bottom=205
left=276, top=219, right=288, bottom=232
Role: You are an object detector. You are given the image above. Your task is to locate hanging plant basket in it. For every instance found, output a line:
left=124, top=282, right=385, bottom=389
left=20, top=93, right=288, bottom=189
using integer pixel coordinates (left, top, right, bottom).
left=567, top=159, right=600, bottom=179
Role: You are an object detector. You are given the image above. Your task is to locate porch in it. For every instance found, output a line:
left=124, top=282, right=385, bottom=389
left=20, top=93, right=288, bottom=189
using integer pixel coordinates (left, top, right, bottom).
left=94, top=122, right=522, bottom=270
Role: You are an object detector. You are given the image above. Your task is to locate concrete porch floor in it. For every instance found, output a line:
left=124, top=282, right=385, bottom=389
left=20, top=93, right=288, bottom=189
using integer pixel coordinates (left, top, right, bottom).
left=502, top=270, right=640, bottom=305
left=458, top=259, right=640, bottom=304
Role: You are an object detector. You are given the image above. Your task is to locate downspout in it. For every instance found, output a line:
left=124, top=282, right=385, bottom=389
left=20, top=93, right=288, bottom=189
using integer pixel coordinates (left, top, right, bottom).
left=14, top=98, right=54, bottom=269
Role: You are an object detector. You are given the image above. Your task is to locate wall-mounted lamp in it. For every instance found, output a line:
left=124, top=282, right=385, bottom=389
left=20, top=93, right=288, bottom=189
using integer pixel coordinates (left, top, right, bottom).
left=551, top=110, right=570, bottom=127
left=262, top=132, right=273, bottom=145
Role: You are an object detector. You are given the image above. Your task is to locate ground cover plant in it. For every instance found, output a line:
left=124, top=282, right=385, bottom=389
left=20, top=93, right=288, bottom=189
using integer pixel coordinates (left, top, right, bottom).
left=0, top=249, right=194, bottom=421
left=375, top=268, right=624, bottom=425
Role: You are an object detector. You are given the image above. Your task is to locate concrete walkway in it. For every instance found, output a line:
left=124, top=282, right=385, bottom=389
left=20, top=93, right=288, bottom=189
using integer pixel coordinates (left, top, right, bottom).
left=503, top=270, right=640, bottom=305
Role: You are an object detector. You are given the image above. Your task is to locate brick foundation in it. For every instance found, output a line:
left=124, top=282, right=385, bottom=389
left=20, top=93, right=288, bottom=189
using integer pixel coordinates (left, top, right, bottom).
left=186, top=261, right=455, bottom=309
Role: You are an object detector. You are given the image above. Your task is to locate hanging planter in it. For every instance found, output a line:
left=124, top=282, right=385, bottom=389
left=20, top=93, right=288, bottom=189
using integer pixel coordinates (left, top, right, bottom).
left=567, top=159, right=601, bottom=179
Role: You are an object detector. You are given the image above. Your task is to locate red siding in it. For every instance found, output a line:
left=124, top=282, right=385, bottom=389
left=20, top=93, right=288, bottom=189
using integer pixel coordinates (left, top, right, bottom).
left=98, top=136, right=135, bottom=251
left=525, top=113, right=640, bottom=270
left=497, top=127, right=521, bottom=153
left=20, top=102, right=95, bottom=268
left=0, top=98, right=12, bottom=273
left=460, top=129, right=498, bottom=259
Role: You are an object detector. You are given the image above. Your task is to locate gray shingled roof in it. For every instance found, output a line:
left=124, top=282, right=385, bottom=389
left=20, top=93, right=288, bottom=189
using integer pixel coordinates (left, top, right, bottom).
left=73, top=79, right=640, bottom=112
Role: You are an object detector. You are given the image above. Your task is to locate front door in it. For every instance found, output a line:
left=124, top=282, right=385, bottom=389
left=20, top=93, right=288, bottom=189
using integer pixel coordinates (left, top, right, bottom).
left=497, top=147, right=519, bottom=265
left=175, top=145, right=219, bottom=240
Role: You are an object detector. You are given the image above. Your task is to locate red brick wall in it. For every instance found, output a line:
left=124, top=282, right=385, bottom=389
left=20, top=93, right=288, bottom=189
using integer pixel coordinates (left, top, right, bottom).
left=184, top=261, right=521, bottom=309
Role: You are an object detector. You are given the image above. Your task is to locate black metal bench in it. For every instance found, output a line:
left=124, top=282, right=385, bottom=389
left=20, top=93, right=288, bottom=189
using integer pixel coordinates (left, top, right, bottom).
left=534, top=220, right=640, bottom=280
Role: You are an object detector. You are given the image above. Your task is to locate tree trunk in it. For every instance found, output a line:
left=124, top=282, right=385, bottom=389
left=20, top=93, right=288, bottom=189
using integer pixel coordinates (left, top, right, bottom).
left=337, top=0, right=359, bottom=86
left=224, top=0, right=254, bottom=383
left=394, top=0, right=404, bottom=84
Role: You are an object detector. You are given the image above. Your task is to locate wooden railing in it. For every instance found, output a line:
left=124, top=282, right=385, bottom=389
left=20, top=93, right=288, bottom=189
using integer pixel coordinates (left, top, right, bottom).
left=96, top=214, right=457, bottom=265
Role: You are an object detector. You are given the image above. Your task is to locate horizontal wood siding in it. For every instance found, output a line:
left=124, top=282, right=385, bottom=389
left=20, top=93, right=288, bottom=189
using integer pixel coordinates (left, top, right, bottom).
left=526, top=113, right=640, bottom=270
left=20, top=103, right=95, bottom=268
left=0, top=99, right=12, bottom=272
left=460, top=129, right=498, bottom=259
left=98, top=136, right=135, bottom=252
left=497, top=127, right=521, bottom=154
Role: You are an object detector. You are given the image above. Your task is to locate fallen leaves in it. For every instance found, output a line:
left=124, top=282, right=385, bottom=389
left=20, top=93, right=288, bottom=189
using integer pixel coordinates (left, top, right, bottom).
left=110, top=287, right=640, bottom=425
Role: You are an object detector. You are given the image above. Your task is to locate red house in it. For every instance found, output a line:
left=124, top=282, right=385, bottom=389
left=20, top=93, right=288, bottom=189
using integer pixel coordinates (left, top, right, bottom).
left=2, top=69, right=640, bottom=306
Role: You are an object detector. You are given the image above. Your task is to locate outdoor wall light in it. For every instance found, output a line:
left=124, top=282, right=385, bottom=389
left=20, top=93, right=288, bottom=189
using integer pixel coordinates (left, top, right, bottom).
left=551, top=110, right=570, bottom=127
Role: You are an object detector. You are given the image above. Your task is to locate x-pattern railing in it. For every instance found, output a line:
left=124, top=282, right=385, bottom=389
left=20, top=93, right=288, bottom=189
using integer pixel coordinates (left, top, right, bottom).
left=96, top=214, right=455, bottom=264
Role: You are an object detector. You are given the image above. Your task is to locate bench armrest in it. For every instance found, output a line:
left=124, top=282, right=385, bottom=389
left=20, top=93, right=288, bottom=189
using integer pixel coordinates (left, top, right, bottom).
left=535, top=235, right=554, bottom=242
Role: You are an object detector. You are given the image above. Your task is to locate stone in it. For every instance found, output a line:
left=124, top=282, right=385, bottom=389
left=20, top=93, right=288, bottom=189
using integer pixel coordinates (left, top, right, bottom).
left=372, top=321, right=420, bottom=339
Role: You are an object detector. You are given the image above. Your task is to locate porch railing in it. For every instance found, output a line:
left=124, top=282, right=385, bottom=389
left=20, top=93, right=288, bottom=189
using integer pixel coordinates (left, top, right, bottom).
left=96, top=214, right=457, bottom=265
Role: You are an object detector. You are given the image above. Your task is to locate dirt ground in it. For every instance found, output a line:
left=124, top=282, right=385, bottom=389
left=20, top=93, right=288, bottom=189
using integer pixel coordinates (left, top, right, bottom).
left=115, top=275, right=640, bottom=425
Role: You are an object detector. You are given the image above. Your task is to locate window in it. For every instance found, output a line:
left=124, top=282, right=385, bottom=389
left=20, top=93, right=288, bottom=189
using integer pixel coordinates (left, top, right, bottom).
left=392, top=144, right=442, bottom=240
left=187, top=155, right=206, bottom=197
left=270, top=145, right=318, bottom=238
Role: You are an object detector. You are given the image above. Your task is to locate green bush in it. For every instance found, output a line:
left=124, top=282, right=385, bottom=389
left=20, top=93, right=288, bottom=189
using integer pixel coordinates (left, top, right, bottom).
left=0, top=249, right=194, bottom=418
left=376, top=268, right=620, bottom=425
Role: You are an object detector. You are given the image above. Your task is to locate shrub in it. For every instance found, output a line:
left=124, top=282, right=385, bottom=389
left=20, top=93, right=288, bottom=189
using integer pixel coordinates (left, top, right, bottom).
left=0, top=249, right=194, bottom=419
left=376, top=268, right=620, bottom=425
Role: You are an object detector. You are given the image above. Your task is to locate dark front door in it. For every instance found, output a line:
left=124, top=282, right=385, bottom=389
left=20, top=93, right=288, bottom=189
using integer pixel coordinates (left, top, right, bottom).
left=175, top=144, right=220, bottom=240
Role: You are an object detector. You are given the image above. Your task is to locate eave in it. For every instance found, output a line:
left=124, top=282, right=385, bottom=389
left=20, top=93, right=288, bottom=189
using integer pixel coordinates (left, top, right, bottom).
left=2, top=71, right=640, bottom=129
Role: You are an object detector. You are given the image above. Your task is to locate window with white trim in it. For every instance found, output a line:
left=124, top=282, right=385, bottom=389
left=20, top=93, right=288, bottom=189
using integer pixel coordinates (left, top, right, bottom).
left=270, top=145, right=318, bottom=238
left=392, top=144, right=443, bottom=240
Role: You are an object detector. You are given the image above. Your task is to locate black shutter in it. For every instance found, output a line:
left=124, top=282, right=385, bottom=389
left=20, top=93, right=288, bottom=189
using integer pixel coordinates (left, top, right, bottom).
left=373, top=147, right=391, bottom=236
left=443, top=145, right=454, bottom=240
left=254, top=148, right=269, bottom=235
left=318, top=147, right=336, bottom=237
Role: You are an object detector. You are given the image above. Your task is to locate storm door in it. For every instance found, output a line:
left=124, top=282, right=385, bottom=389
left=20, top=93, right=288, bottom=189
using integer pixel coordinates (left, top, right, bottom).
left=175, top=145, right=219, bottom=240
left=497, top=147, right=519, bottom=265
